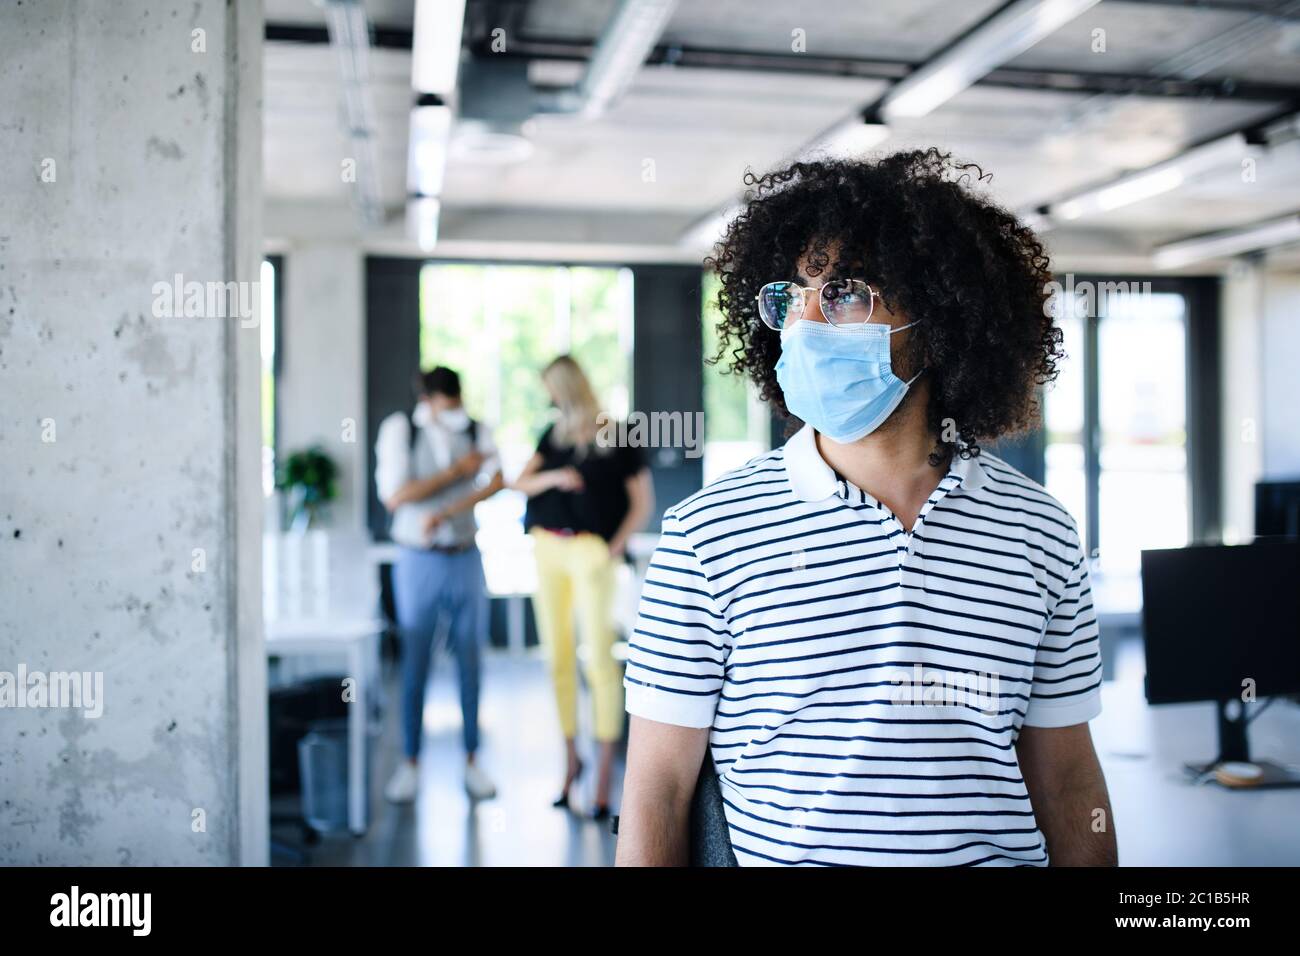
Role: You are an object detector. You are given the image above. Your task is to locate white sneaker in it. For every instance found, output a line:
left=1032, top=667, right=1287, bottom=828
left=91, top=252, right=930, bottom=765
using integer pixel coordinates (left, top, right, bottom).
left=385, top=762, right=419, bottom=803
left=464, top=762, right=497, bottom=801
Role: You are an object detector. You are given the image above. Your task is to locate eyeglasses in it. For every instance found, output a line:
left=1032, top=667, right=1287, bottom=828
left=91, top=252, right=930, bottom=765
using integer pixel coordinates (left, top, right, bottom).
left=756, top=279, right=881, bottom=330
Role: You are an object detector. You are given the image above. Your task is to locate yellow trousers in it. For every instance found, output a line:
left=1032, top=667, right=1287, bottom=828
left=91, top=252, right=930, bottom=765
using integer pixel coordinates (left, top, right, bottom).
left=529, top=528, right=624, bottom=742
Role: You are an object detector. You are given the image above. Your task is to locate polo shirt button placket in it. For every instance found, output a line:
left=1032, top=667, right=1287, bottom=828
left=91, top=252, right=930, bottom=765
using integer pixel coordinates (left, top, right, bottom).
left=901, top=502, right=930, bottom=586
left=885, top=512, right=904, bottom=586
left=902, top=539, right=923, bottom=588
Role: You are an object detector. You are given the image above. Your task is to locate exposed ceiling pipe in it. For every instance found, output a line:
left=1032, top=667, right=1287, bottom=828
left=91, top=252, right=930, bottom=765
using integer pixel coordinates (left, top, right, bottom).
left=680, top=0, right=1101, bottom=248
left=1154, top=214, right=1300, bottom=269
left=1036, top=110, right=1299, bottom=228
left=1050, top=131, right=1262, bottom=221
left=1052, top=0, right=1300, bottom=135
left=318, top=0, right=384, bottom=226
left=540, top=0, right=680, bottom=118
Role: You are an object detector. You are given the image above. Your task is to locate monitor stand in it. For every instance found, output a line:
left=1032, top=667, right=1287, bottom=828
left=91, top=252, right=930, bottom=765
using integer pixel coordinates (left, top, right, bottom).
left=1182, top=700, right=1300, bottom=789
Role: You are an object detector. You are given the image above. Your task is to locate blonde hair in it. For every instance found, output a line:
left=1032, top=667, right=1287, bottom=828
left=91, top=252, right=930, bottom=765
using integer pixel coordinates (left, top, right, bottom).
left=541, top=355, right=605, bottom=456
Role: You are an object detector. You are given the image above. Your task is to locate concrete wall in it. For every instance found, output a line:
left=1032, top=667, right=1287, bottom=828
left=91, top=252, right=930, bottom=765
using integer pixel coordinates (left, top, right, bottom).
left=0, top=0, right=265, bottom=865
left=275, top=242, right=368, bottom=534
left=1220, top=263, right=1265, bottom=543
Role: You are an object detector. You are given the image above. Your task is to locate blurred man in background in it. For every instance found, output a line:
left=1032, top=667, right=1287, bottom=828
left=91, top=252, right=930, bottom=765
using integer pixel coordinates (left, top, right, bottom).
left=376, top=366, right=503, bottom=803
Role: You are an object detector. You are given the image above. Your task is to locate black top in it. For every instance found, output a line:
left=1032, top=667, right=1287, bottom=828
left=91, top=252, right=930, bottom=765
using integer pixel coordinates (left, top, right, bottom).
left=523, top=424, right=647, bottom=541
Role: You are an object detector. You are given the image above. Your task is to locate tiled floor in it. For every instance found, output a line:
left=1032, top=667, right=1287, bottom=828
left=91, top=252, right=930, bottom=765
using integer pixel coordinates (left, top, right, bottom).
left=275, top=641, right=1300, bottom=867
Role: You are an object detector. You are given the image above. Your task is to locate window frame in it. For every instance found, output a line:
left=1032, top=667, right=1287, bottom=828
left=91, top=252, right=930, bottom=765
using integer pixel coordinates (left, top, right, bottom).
left=1069, top=274, right=1221, bottom=558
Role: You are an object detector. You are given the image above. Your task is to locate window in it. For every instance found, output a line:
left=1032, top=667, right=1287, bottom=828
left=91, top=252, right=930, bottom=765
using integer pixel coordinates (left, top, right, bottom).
left=418, top=263, right=633, bottom=475
left=1098, top=291, right=1189, bottom=572
left=701, top=271, right=770, bottom=483
left=417, top=263, right=634, bottom=594
left=1043, top=280, right=1193, bottom=574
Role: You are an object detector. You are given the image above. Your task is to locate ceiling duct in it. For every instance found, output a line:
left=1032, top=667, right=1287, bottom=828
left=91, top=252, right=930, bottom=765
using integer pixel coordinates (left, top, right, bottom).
left=537, top=0, right=679, bottom=119
left=452, top=56, right=537, bottom=164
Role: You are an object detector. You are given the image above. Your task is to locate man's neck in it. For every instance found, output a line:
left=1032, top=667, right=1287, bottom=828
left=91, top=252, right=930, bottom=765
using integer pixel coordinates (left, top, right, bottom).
left=812, top=399, right=949, bottom=530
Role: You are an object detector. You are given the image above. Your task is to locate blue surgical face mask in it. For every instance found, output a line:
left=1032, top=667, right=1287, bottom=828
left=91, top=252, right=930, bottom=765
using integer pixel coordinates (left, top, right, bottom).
left=774, top=319, right=922, bottom=444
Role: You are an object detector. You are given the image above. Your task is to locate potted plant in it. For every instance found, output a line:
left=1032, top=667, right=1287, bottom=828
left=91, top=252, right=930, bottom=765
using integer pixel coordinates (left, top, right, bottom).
left=276, top=446, right=339, bottom=532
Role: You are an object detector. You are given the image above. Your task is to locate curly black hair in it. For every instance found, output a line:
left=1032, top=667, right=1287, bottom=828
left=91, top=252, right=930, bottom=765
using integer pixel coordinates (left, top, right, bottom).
left=707, top=147, right=1062, bottom=465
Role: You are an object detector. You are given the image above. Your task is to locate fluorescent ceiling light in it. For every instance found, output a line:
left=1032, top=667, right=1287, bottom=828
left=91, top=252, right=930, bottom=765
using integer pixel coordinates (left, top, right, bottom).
left=1154, top=215, right=1300, bottom=270
left=407, top=104, right=453, bottom=197
left=412, top=0, right=468, bottom=95
left=1050, top=132, right=1257, bottom=221
left=882, top=0, right=1101, bottom=121
left=1094, top=167, right=1185, bottom=211
left=407, top=196, right=442, bottom=253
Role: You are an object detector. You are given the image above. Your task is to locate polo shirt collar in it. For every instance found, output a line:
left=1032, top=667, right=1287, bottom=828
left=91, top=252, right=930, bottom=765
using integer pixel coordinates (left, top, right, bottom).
left=784, top=424, right=838, bottom=502
left=783, top=424, right=987, bottom=502
left=949, top=444, right=988, bottom=492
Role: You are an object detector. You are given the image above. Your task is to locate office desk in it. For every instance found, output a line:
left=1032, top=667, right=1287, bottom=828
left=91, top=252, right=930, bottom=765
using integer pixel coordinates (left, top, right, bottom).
left=266, top=618, right=383, bottom=836
left=1095, top=638, right=1300, bottom=865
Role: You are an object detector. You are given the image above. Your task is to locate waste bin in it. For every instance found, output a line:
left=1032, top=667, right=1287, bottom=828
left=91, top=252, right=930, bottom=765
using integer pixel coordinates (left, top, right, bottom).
left=297, top=717, right=350, bottom=833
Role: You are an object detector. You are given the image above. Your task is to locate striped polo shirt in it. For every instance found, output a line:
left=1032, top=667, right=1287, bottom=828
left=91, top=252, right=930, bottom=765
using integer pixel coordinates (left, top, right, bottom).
left=624, top=424, right=1102, bottom=867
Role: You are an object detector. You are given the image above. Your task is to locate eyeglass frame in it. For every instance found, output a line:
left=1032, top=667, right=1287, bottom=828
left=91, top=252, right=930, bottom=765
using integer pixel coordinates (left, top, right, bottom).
left=755, top=278, right=882, bottom=330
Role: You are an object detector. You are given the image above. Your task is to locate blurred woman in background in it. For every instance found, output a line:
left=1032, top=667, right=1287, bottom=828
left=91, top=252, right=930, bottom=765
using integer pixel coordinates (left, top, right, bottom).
left=512, top=355, right=654, bottom=819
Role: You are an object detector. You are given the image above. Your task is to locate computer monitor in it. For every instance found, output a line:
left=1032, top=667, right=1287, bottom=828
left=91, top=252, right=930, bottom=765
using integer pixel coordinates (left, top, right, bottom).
left=1255, top=480, right=1300, bottom=539
left=1141, top=542, right=1300, bottom=784
left=1142, top=541, right=1300, bottom=704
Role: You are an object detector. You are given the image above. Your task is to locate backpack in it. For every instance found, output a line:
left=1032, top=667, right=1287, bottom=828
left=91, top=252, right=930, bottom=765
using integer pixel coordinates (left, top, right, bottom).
left=388, top=412, right=481, bottom=536
left=688, top=752, right=738, bottom=866
left=407, top=409, right=478, bottom=460
left=610, top=749, right=737, bottom=865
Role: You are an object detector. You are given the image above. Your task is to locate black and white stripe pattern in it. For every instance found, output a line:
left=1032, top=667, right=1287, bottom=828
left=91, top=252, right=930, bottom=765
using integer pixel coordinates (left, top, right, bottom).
left=625, top=425, right=1101, bottom=867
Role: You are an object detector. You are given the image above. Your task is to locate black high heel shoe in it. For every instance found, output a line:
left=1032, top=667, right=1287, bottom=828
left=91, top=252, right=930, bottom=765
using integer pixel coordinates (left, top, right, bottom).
left=590, top=803, right=611, bottom=821
left=552, top=758, right=584, bottom=809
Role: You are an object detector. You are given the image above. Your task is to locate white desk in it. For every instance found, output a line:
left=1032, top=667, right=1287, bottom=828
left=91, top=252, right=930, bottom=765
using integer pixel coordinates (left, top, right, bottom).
left=266, top=617, right=383, bottom=836
left=1092, top=567, right=1143, bottom=636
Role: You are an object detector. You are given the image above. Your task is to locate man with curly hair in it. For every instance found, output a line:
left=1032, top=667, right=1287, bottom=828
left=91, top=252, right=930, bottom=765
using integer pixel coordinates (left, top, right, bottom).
left=616, top=149, right=1116, bottom=867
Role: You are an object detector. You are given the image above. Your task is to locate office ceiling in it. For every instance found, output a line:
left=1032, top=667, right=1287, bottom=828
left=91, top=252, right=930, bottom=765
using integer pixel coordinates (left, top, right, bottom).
left=262, top=0, right=1300, bottom=267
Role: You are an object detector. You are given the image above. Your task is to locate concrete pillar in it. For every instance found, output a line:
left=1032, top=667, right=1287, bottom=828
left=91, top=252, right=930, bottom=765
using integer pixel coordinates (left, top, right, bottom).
left=1259, top=272, right=1300, bottom=478
left=277, top=243, right=368, bottom=535
left=1219, top=263, right=1264, bottom=543
left=0, top=0, right=265, bottom=865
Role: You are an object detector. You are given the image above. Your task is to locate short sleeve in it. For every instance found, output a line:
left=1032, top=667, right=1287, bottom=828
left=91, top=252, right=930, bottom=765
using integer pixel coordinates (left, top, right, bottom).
left=623, top=510, right=733, bottom=729
left=619, top=439, right=647, bottom=479
left=374, top=412, right=411, bottom=503
left=535, top=424, right=556, bottom=459
left=1023, top=546, right=1103, bottom=728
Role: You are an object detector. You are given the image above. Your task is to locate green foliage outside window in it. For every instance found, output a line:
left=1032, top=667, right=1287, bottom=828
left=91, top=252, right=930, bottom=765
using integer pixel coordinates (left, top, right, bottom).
left=419, top=264, right=631, bottom=461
